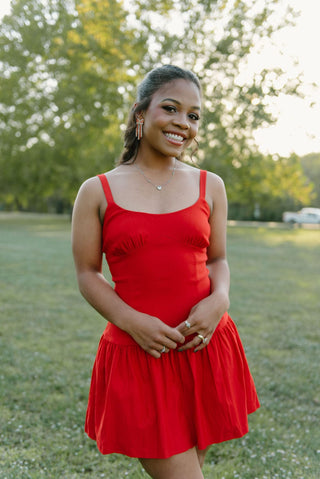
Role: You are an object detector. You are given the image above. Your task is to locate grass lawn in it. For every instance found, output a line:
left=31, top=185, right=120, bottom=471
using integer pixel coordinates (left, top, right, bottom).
left=0, top=215, right=319, bottom=478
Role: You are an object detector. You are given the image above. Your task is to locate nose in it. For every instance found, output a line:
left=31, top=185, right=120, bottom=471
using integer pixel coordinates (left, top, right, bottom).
left=173, top=114, right=190, bottom=130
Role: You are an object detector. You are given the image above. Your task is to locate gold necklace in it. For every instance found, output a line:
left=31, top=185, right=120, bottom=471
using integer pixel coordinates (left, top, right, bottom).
left=133, top=158, right=177, bottom=191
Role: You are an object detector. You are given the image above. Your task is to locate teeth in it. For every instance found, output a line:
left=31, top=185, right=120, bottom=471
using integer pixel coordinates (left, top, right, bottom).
left=164, top=133, right=184, bottom=142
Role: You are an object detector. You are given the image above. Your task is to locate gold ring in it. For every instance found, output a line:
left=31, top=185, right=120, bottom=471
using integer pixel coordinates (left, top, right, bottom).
left=197, top=334, right=205, bottom=342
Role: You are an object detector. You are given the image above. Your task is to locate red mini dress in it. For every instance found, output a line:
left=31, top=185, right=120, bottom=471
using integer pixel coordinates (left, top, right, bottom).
left=85, top=170, right=260, bottom=459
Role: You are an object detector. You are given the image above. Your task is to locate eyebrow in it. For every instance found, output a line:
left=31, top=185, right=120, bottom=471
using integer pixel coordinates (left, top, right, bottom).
left=161, top=98, right=201, bottom=110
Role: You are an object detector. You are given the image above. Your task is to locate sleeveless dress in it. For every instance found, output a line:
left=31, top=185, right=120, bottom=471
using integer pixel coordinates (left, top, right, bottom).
left=85, top=170, right=260, bottom=459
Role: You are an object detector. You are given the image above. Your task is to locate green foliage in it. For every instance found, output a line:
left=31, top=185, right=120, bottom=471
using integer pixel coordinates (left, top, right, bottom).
left=0, top=0, right=148, bottom=211
left=226, top=153, right=314, bottom=220
left=0, top=0, right=315, bottom=214
left=300, top=152, right=320, bottom=207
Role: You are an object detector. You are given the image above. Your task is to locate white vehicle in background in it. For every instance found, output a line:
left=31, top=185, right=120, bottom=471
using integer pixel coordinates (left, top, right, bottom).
left=282, top=207, right=320, bottom=224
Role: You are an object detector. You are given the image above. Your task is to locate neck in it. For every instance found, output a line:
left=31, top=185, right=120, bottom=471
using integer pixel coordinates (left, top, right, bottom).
left=134, top=154, right=177, bottom=172
left=134, top=140, right=179, bottom=170
left=133, top=157, right=177, bottom=191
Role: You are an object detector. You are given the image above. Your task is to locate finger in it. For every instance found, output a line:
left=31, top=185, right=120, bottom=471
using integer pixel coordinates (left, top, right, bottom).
left=176, top=320, right=196, bottom=336
left=176, top=322, right=185, bottom=333
left=154, top=345, right=170, bottom=357
left=147, top=348, right=162, bottom=359
left=194, top=336, right=211, bottom=352
left=166, top=327, right=185, bottom=344
left=178, top=335, right=202, bottom=352
left=194, top=343, right=206, bottom=353
left=162, top=336, right=181, bottom=350
left=154, top=338, right=175, bottom=352
left=160, top=333, right=186, bottom=351
left=152, top=331, right=184, bottom=353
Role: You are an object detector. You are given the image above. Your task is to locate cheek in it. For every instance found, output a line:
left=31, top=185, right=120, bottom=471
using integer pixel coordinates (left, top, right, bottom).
left=145, top=112, right=167, bottom=131
left=190, top=125, right=198, bottom=139
left=155, top=113, right=169, bottom=128
left=184, top=127, right=198, bottom=149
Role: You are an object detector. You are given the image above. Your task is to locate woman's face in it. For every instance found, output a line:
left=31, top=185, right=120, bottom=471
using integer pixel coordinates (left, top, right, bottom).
left=139, top=79, right=201, bottom=158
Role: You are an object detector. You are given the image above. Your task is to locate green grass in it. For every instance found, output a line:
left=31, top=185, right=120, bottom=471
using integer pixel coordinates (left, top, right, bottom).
left=0, top=215, right=319, bottom=478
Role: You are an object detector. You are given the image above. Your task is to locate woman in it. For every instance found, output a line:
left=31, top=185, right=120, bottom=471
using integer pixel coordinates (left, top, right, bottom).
left=72, top=65, right=259, bottom=479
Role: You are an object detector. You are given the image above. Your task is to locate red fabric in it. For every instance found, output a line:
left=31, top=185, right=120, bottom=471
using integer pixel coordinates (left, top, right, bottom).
left=85, top=170, right=260, bottom=458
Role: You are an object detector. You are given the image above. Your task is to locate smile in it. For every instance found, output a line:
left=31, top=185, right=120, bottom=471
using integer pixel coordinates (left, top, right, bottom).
left=163, top=132, right=185, bottom=143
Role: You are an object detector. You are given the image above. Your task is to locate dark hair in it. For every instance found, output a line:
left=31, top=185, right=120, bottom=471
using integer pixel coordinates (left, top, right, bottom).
left=119, top=65, right=201, bottom=164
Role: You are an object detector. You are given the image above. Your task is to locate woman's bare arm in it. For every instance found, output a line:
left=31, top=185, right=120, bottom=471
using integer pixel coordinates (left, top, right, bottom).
left=176, top=172, right=230, bottom=351
left=71, top=177, right=184, bottom=357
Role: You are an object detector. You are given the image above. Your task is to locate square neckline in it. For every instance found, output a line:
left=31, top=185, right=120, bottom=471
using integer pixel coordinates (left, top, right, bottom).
left=99, top=169, right=209, bottom=217
left=112, top=196, right=204, bottom=216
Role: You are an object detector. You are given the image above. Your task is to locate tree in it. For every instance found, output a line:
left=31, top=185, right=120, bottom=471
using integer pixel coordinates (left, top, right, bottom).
left=251, top=154, right=313, bottom=220
left=0, top=0, right=148, bottom=211
left=300, top=153, right=320, bottom=207
left=79, top=0, right=312, bottom=219
left=135, top=0, right=311, bottom=218
left=0, top=0, right=313, bottom=215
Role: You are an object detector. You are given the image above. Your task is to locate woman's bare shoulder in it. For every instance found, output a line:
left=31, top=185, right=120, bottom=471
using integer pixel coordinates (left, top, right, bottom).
left=206, top=170, right=226, bottom=193
left=78, top=166, right=121, bottom=193
left=77, top=175, right=101, bottom=199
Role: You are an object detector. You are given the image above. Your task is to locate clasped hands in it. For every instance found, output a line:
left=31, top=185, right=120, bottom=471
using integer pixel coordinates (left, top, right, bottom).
left=126, top=293, right=228, bottom=359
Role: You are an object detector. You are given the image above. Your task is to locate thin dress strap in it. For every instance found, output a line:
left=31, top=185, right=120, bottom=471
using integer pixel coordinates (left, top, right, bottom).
left=98, top=174, right=114, bottom=205
left=199, top=170, right=207, bottom=199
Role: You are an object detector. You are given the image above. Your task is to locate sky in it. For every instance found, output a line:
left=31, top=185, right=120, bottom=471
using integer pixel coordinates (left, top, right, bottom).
left=0, top=0, right=319, bottom=157
left=251, top=0, right=320, bottom=157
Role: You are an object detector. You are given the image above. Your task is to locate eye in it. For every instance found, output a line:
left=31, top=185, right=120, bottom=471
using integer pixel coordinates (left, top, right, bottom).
left=162, top=105, right=177, bottom=113
left=189, top=113, right=200, bottom=121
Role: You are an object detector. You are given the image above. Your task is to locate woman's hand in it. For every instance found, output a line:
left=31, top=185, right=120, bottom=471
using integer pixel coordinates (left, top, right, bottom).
left=124, top=313, right=186, bottom=359
left=176, top=291, right=229, bottom=352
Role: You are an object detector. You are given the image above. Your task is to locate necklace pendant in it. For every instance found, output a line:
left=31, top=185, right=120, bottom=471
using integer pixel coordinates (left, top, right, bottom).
left=133, top=158, right=176, bottom=192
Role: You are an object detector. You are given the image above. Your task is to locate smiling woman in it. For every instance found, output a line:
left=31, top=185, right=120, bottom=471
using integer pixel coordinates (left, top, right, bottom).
left=120, top=65, right=202, bottom=167
left=71, top=65, right=260, bottom=479
left=135, top=79, right=200, bottom=162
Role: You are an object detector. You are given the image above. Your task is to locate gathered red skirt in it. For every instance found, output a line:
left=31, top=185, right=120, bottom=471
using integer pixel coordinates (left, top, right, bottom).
left=85, top=312, right=260, bottom=458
